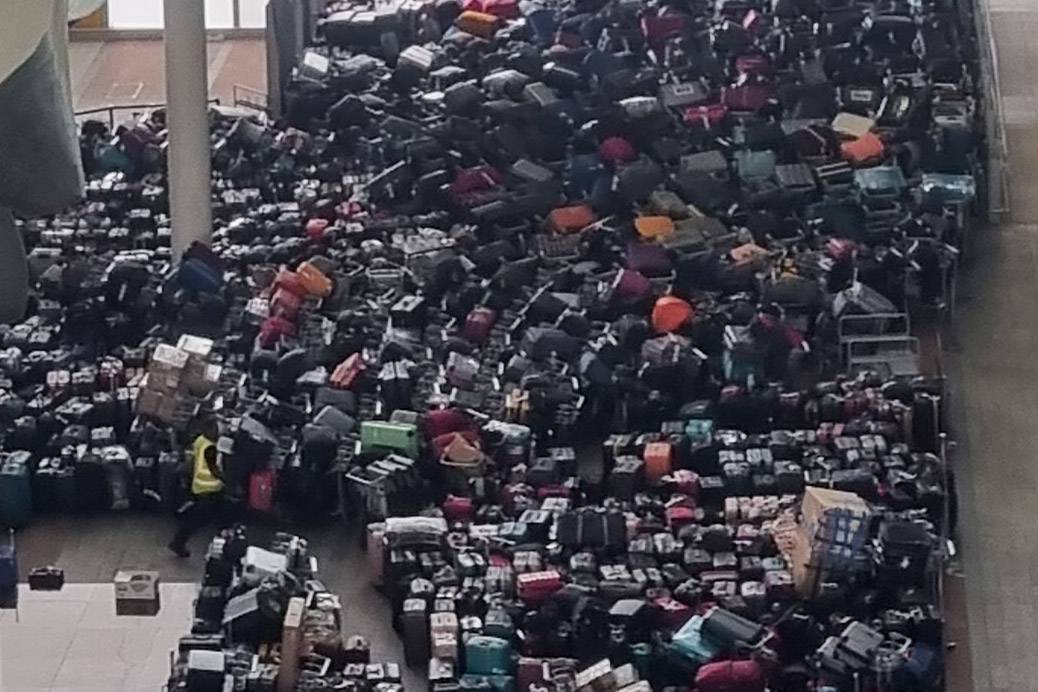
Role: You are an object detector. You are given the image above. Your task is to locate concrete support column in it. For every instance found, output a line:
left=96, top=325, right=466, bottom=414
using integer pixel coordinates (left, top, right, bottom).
left=163, top=0, right=212, bottom=260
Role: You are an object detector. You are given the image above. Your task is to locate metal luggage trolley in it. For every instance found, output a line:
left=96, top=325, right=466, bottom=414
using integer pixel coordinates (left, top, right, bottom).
left=838, top=312, right=921, bottom=378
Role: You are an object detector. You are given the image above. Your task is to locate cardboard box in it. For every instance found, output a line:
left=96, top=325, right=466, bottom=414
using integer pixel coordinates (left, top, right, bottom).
left=114, top=570, right=161, bottom=616
left=176, top=335, right=215, bottom=360
left=801, top=486, right=870, bottom=548
left=149, top=343, right=190, bottom=376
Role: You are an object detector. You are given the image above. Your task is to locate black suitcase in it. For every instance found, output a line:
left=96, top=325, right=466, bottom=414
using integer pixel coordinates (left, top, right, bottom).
left=28, top=566, right=64, bottom=591
left=609, top=457, right=644, bottom=500
left=75, top=454, right=111, bottom=512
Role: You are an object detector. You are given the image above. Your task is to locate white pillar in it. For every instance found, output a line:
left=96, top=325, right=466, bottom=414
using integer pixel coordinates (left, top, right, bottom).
left=164, top=0, right=212, bottom=260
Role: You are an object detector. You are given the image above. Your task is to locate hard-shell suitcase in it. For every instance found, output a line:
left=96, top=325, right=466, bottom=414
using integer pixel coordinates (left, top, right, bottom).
left=0, top=532, right=17, bottom=606
left=0, top=453, right=32, bottom=527
left=402, top=597, right=431, bottom=666
left=465, top=635, right=512, bottom=675
left=517, top=570, right=563, bottom=603
left=28, top=566, right=64, bottom=591
left=367, top=522, right=386, bottom=587
left=643, top=443, right=673, bottom=483
left=297, top=262, right=334, bottom=297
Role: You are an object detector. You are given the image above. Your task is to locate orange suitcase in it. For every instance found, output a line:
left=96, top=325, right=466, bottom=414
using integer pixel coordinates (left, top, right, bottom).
left=840, top=133, right=885, bottom=165
left=644, top=442, right=673, bottom=482
left=297, top=261, right=334, bottom=297
left=547, top=205, right=596, bottom=234
left=635, top=216, right=675, bottom=240
left=455, top=10, right=502, bottom=39
left=652, top=296, right=694, bottom=333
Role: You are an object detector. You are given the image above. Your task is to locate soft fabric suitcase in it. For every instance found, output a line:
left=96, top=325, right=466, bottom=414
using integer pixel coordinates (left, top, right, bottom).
left=179, top=258, right=222, bottom=293
left=248, top=470, right=276, bottom=513
left=694, top=659, right=766, bottom=692
left=463, top=307, right=497, bottom=344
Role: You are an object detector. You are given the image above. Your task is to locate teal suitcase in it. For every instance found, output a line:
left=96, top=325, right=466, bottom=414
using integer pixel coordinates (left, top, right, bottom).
left=465, top=635, right=512, bottom=676
left=0, top=453, right=32, bottom=527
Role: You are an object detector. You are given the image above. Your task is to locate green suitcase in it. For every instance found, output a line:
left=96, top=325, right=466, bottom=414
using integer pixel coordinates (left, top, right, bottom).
left=360, top=421, right=420, bottom=458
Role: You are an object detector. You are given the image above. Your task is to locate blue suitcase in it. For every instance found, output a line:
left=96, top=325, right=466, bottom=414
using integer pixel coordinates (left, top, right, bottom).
left=179, top=258, right=222, bottom=293
left=465, top=636, right=512, bottom=676
left=0, top=453, right=32, bottom=527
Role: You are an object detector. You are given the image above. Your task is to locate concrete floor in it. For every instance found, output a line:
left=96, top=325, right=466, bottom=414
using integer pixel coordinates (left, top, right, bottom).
left=5, top=514, right=419, bottom=690
left=945, top=0, right=1038, bottom=690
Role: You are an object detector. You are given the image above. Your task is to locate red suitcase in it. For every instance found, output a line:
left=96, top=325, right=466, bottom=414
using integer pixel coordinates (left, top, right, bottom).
left=666, top=505, right=698, bottom=530
left=259, top=316, right=296, bottom=348
left=274, top=269, right=308, bottom=297
left=599, top=137, right=637, bottom=166
left=463, top=307, right=497, bottom=345
left=271, top=287, right=303, bottom=319
left=305, top=218, right=330, bottom=239
left=695, top=659, right=765, bottom=692
left=450, top=165, right=502, bottom=198
left=517, top=570, right=563, bottom=604
left=672, top=469, right=700, bottom=498
left=425, top=408, right=475, bottom=439
left=331, top=354, right=365, bottom=389
left=655, top=596, right=693, bottom=628
left=443, top=495, right=475, bottom=523
left=248, top=469, right=276, bottom=513
left=684, top=103, right=728, bottom=129
left=640, top=13, right=687, bottom=49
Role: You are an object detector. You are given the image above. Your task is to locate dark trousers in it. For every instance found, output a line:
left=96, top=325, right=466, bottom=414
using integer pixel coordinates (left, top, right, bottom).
left=172, top=493, right=225, bottom=549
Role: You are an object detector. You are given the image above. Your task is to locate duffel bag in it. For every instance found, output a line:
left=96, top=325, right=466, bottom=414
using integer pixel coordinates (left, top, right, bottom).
left=694, top=659, right=765, bottom=692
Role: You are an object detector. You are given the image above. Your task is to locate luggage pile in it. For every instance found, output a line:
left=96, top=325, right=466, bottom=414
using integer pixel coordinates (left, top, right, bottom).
left=166, top=524, right=406, bottom=691
left=3, top=0, right=977, bottom=687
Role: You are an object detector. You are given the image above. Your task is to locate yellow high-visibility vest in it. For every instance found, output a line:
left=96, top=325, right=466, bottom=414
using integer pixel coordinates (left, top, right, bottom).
left=191, top=435, right=223, bottom=496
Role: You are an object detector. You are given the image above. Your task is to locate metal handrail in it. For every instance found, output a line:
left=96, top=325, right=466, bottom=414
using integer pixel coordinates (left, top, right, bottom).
left=232, top=84, right=269, bottom=114
left=975, top=0, right=1011, bottom=219
left=74, top=99, right=220, bottom=130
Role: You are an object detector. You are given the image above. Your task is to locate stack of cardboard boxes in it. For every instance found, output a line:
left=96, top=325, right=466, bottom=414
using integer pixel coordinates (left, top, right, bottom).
left=787, top=487, right=872, bottom=597
left=136, top=336, right=221, bottom=426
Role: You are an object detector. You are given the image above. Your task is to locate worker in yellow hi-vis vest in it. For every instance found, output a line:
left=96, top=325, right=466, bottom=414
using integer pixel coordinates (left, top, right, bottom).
left=168, top=418, right=224, bottom=558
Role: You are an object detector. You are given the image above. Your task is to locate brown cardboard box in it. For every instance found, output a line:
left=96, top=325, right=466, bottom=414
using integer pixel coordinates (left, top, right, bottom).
left=801, top=486, right=870, bottom=545
left=114, top=570, right=161, bottom=616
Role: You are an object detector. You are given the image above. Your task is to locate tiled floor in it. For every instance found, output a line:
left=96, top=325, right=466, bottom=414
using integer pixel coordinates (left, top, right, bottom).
left=0, top=583, right=193, bottom=692
left=67, top=38, right=266, bottom=114
left=10, top=514, right=421, bottom=690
